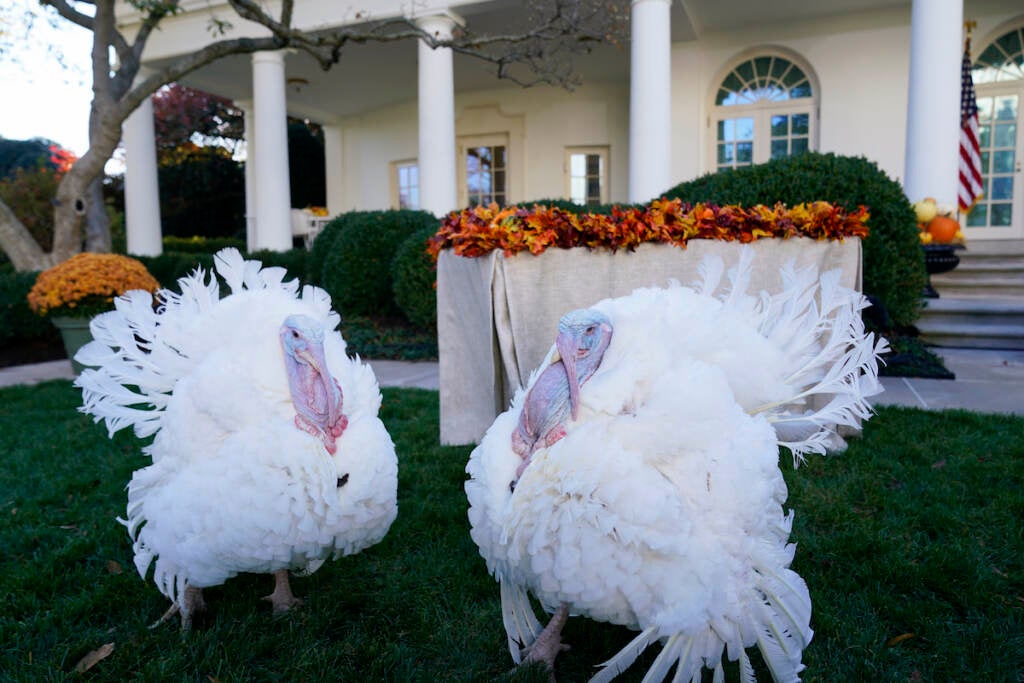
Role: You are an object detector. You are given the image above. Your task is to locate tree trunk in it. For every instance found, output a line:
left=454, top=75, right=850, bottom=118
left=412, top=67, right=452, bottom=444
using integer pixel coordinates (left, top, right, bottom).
left=0, top=197, right=53, bottom=272
left=84, top=176, right=112, bottom=252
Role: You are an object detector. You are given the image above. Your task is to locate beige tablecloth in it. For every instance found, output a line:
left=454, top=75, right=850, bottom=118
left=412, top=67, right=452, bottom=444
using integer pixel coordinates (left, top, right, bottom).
left=437, top=238, right=863, bottom=445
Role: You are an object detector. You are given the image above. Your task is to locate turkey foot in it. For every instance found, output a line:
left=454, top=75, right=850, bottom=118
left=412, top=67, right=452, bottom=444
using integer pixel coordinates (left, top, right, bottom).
left=263, top=569, right=303, bottom=615
left=522, top=603, right=570, bottom=681
left=150, top=585, right=206, bottom=630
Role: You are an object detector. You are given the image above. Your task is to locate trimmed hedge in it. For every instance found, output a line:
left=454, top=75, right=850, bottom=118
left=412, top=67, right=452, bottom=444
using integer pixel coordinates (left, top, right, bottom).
left=663, top=152, right=926, bottom=328
left=0, top=267, right=52, bottom=345
left=321, top=210, right=438, bottom=318
left=392, top=227, right=438, bottom=329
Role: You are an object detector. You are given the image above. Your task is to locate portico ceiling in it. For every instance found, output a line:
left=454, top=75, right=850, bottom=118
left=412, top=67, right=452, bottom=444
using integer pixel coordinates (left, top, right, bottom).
left=142, top=0, right=914, bottom=122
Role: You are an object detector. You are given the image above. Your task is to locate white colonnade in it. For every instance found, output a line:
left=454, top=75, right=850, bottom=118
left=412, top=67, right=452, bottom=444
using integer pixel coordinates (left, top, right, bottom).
left=903, top=0, right=964, bottom=206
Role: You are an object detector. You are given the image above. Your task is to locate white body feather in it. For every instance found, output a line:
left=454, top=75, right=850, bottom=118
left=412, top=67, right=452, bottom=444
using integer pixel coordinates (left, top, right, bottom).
left=75, top=249, right=398, bottom=611
left=465, top=249, right=887, bottom=682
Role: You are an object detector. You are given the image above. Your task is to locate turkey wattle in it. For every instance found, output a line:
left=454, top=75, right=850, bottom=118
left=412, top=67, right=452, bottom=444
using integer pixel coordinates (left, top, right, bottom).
left=465, top=249, right=888, bottom=682
left=75, top=249, right=398, bottom=628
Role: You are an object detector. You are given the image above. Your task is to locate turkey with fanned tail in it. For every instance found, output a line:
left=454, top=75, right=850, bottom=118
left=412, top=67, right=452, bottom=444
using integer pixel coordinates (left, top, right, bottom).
left=75, top=248, right=398, bottom=628
left=465, top=247, right=888, bottom=682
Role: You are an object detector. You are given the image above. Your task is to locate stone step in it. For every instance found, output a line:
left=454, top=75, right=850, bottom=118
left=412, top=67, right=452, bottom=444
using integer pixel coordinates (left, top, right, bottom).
left=918, top=296, right=1024, bottom=350
left=955, top=239, right=1024, bottom=257
left=929, top=281, right=1024, bottom=298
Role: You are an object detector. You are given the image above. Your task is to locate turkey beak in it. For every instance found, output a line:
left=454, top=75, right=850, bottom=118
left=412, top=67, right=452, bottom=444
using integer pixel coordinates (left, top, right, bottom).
left=555, top=330, right=581, bottom=421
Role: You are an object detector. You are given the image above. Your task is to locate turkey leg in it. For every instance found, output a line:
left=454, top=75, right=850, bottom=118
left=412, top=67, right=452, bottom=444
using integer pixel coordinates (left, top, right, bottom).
left=523, top=602, right=570, bottom=679
left=150, top=585, right=206, bottom=630
left=263, top=569, right=303, bottom=614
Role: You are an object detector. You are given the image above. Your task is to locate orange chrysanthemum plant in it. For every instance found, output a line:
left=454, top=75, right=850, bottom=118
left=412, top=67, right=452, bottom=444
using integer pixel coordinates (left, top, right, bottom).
left=427, top=199, right=870, bottom=260
left=27, top=253, right=161, bottom=319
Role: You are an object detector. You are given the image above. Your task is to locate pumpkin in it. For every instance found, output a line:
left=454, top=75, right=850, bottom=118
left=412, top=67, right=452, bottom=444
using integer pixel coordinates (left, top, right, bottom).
left=927, top=215, right=960, bottom=243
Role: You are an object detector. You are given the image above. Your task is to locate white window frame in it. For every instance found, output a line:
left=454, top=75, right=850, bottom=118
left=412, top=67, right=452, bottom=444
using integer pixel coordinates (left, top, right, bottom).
left=457, top=133, right=510, bottom=207
left=389, top=159, right=419, bottom=210
left=564, top=146, right=610, bottom=206
left=707, top=51, right=819, bottom=173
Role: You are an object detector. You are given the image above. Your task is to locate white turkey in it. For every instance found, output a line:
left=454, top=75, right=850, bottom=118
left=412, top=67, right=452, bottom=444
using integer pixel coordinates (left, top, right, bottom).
left=465, top=248, right=888, bottom=682
left=75, top=248, right=398, bottom=628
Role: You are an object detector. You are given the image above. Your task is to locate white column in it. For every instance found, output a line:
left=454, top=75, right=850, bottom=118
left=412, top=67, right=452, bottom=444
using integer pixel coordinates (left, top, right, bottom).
left=123, top=87, right=162, bottom=256
left=322, top=123, right=345, bottom=216
left=628, top=0, right=672, bottom=204
left=903, top=0, right=963, bottom=205
left=417, top=14, right=459, bottom=216
left=238, top=100, right=258, bottom=252
left=252, top=51, right=293, bottom=251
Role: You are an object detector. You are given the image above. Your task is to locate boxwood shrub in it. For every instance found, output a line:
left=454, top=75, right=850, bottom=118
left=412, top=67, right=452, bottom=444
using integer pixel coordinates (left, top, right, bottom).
left=392, top=227, right=438, bottom=330
left=0, top=267, right=52, bottom=345
left=321, top=210, right=439, bottom=318
left=663, top=152, right=926, bottom=328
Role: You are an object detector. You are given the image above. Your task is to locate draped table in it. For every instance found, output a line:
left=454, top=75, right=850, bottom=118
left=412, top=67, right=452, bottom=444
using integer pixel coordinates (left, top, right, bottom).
left=437, top=238, right=863, bottom=446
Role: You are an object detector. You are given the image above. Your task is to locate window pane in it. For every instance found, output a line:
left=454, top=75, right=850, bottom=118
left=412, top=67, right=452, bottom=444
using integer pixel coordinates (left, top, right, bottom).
left=996, top=29, right=1022, bottom=57
left=965, top=204, right=988, bottom=226
left=753, top=56, right=772, bottom=78
left=789, top=82, right=812, bottom=99
left=494, top=170, right=505, bottom=194
left=993, top=150, right=1015, bottom=173
left=587, top=177, right=601, bottom=200
left=979, top=124, right=992, bottom=147
left=791, top=137, right=809, bottom=154
left=995, top=96, right=1018, bottom=120
left=991, top=203, right=1012, bottom=226
left=495, top=146, right=507, bottom=167
left=570, top=154, right=586, bottom=176
left=736, top=142, right=753, bottom=163
left=476, top=147, right=491, bottom=164
left=991, top=176, right=1014, bottom=200
left=791, top=113, right=810, bottom=135
left=994, top=123, right=1017, bottom=148
left=571, top=177, right=586, bottom=204
left=735, top=117, right=754, bottom=140
left=771, top=139, right=789, bottom=159
left=770, top=59, right=790, bottom=80
left=771, top=115, right=788, bottom=137
left=586, top=154, right=601, bottom=176
left=981, top=151, right=991, bottom=173
left=735, top=61, right=755, bottom=83
left=718, top=143, right=733, bottom=164
left=409, top=188, right=419, bottom=209
left=466, top=153, right=480, bottom=174
left=718, top=119, right=734, bottom=142
left=977, top=97, right=994, bottom=122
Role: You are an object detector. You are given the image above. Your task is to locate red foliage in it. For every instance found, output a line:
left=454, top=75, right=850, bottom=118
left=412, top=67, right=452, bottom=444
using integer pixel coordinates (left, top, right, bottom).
left=152, top=83, right=244, bottom=152
left=428, top=199, right=871, bottom=259
left=47, top=145, right=77, bottom=176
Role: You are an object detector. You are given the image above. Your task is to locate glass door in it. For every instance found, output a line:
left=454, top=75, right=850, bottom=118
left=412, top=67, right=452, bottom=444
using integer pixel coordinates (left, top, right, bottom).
left=963, top=91, right=1022, bottom=238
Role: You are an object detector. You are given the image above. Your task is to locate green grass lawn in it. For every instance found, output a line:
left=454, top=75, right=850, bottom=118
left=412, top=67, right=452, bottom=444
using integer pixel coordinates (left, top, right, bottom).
left=1, top=383, right=1021, bottom=682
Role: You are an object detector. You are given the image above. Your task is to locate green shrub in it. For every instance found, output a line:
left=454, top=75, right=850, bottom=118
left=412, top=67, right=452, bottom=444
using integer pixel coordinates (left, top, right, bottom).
left=322, top=210, right=438, bottom=318
left=247, top=248, right=309, bottom=284
left=0, top=167, right=60, bottom=251
left=664, top=152, right=926, bottom=328
left=163, top=235, right=246, bottom=254
left=392, top=227, right=438, bottom=330
left=512, top=198, right=627, bottom=215
left=308, top=211, right=374, bottom=286
left=0, top=269, right=52, bottom=345
left=136, top=252, right=216, bottom=289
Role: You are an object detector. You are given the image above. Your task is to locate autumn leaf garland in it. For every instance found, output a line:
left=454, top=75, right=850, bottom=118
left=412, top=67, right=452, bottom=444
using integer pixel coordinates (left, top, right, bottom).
left=428, top=199, right=870, bottom=259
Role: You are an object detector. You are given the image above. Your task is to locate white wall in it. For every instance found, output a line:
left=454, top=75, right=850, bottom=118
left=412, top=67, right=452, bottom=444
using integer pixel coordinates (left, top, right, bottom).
left=337, top=82, right=630, bottom=211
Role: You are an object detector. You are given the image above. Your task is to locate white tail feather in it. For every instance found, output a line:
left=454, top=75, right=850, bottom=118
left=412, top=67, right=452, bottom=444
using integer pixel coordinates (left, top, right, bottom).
left=589, top=626, right=660, bottom=683
left=500, top=581, right=544, bottom=664
left=73, top=247, right=318, bottom=445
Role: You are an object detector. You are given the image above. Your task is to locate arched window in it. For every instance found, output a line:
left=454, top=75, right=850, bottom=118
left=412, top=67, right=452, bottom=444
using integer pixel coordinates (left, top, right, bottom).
left=965, top=24, right=1023, bottom=236
left=710, top=52, right=818, bottom=172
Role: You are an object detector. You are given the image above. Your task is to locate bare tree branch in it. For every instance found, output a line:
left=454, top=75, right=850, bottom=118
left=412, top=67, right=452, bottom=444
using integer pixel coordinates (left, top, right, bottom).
left=39, top=0, right=94, bottom=31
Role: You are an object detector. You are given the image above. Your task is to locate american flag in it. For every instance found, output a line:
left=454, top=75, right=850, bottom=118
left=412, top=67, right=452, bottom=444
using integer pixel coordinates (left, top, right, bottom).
left=958, top=42, right=983, bottom=212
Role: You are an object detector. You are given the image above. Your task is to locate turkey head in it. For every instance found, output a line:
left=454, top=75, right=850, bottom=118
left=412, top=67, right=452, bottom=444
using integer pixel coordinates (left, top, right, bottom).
left=280, top=314, right=348, bottom=454
left=510, top=308, right=612, bottom=483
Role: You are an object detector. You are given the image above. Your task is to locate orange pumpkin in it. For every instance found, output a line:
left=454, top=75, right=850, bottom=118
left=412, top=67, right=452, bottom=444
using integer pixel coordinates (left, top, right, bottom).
left=927, top=215, right=959, bottom=243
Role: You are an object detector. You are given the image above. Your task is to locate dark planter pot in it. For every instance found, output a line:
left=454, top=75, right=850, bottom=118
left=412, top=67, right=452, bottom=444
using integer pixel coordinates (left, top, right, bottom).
left=921, top=243, right=964, bottom=298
